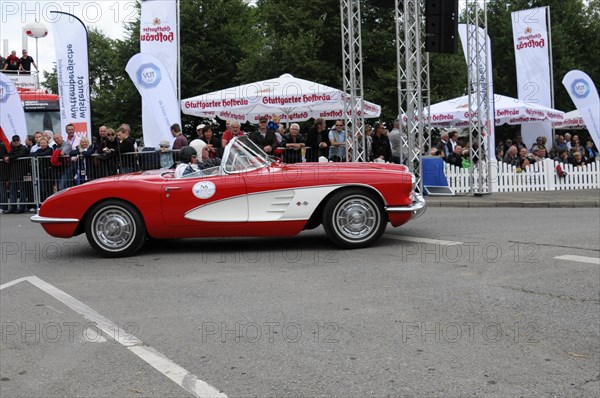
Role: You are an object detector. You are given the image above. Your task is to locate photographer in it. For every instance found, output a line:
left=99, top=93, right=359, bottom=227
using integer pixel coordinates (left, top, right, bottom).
left=517, top=147, right=536, bottom=170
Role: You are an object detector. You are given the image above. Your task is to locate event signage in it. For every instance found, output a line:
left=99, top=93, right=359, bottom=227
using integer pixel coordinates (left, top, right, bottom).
left=427, top=94, right=563, bottom=128
left=51, top=12, right=91, bottom=141
left=562, top=70, right=600, bottom=151
left=512, top=7, right=552, bottom=149
left=140, top=0, right=178, bottom=146
left=0, top=73, right=27, bottom=144
left=184, top=94, right=338, bottom=111
left=181, top=74, right=380, bottom=123
left=126, top=53, right=181, bottom=148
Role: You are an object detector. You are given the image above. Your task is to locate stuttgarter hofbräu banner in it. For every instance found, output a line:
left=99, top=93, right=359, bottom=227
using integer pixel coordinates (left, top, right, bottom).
left=180, top=73, right=381, bottom=123
left=0, top=73, right=28, bottom=144
left=126, top=53, right=181, bottom=148
left=457, top=24, right=496, bottom=160
left=512, top=7, right=552, bottom=149
left=140, top=0, right=178, bottom=146
left=52, top=13, right=91, bottom=140
left=562, top=70, right=600, bottom=152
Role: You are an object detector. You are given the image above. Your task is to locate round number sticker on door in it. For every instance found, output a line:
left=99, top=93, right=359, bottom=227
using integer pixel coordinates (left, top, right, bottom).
left=192, top=181, right=216, bottom=199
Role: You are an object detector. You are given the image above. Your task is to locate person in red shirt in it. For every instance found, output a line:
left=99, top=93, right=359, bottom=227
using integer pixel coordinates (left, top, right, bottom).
left=221, top=121, right=245, bottom=147
left=3, top=50, right=20, bottom=71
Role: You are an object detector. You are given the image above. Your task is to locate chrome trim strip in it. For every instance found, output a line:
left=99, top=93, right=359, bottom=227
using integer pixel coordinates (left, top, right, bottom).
left=385, top=193, right=427, bottom=219
left=31, top=215, right=80, bottom=224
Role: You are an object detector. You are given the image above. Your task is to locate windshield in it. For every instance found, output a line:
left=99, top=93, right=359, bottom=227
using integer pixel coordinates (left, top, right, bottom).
left=221, top=135, right=270, bottom=174
left=172, top=135, right=270, bottom=179
left=25, top=110, right=61, bottom=136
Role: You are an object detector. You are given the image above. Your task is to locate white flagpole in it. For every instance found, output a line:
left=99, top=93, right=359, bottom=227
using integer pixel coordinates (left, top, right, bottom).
left=546, top=6, right=555, bottom=142
left=547, top=7, right=554, bottom=108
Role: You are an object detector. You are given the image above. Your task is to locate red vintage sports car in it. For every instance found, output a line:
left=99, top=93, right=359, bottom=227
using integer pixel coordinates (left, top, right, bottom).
left=32, top=136, right=426, bottom=257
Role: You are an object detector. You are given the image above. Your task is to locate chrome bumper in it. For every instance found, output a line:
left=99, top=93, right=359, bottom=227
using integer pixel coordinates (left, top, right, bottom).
left=385, top=193, right=427, bottom=219
left=31, top=214, right=80, bottom=224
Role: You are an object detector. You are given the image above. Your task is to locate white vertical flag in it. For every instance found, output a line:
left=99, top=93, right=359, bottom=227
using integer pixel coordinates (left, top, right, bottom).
left=126, top=53, right=181, bottom=148
left=562, top=70, right=600, bottom=152
left=0, top=73, right=27, bottom=143
left=140, top=0, right=178, bottom=147
left=51, top=12, right=91, bottom=141
left=512, top=7, right=552, bottom=149
left=458, top=24, right=496, bottom=160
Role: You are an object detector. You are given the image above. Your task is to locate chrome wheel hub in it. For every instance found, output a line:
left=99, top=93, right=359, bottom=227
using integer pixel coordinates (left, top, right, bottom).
left=93, top=208, right=135, bottom=251
left=335, top=198, right=378, bottom=240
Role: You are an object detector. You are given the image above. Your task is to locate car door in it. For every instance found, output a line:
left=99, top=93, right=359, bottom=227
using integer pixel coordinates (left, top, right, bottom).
left=161, top=172, right=248, bottom=227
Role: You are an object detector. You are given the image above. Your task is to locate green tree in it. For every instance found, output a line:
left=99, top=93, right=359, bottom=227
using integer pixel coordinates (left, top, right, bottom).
left=42, top=24, right=141, bottom=136
left=237, top=0, right=343, bottom=87
left=42, top=0, right=599, bottom=138
left=88, top=25, right=142, bottom=135
left=487, top=0, right=599, bottom=111
left=179, top=0, right=258, bottom=98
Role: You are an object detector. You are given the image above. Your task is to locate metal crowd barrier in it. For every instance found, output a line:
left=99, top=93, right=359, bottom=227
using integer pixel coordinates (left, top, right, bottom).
left=0, top=157, right=36, bottom=212
left=276, top=147, right=315, bottom=163
left=0, top=151, right=181, bottom=209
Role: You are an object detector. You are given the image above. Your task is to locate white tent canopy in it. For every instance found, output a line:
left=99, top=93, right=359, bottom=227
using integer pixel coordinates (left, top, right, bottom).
left=180, top=73, right=381, bottom=123
left=426, top=94, right=565, bottom=127
left=553, top=110, right=585, bottom=129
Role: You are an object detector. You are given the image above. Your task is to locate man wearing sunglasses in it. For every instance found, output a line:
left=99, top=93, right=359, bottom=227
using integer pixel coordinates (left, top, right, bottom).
left=328, top=120, right=347, bottom=162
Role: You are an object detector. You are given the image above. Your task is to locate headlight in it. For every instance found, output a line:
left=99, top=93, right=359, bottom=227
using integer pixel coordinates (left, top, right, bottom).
left=411, top=174, right=416, bottom=191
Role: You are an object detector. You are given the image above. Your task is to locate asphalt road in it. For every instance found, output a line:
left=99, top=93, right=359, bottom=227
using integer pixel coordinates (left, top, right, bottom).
left=1, top=207, right=599, bottom=397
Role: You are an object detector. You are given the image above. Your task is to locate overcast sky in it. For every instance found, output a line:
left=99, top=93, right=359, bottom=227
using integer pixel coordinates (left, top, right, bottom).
left=1, top=0, right=136, bottom=78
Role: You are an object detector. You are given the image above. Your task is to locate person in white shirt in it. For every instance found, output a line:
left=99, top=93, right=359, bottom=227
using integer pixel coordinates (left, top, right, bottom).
left=29, top=131, right=42, bottom=153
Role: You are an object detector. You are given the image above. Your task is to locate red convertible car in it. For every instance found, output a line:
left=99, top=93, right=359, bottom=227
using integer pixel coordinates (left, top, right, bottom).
left=32, top=136, right=426, bottom=257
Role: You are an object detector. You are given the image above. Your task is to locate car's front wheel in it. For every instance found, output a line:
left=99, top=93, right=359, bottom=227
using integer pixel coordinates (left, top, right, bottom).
left=322, top=189, right=386, bottom=249
left=85, top=200, right=146, bottom=257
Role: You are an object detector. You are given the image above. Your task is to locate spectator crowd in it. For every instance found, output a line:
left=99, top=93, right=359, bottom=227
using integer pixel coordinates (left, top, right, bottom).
left=431, top=129, right=597, bottom=172
left=1, top=113, right=598, bottom=212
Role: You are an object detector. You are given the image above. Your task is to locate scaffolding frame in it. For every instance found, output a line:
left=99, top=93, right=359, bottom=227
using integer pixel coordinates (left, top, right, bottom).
left=340, top=0, right=366, bottom=162
left=396, top=0, right=430, bottom=191
left=340, top=0, right=430, bottom=192
left=465, top=0, right=493, bottom=194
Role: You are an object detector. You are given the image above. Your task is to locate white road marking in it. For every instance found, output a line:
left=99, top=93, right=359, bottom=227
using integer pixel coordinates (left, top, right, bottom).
left=0, top=276, right=227, bottom=398
left=0, top=276, right=30, bottom=290
left=385, top=235, right=463, bottom=246
left=554, top=255, right=600, bottom=265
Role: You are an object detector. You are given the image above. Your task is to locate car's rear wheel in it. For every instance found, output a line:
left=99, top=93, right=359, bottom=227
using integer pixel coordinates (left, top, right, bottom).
left=322, top=189, right=386, bottom=249
left=85, top=200, right=146, bottom=257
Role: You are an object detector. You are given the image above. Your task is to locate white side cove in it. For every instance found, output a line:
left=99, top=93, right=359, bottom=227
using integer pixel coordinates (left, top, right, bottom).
left=185, top=186, right=343, bottom=222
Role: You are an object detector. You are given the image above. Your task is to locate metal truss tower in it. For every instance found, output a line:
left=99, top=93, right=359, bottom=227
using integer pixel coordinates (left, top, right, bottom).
left=341, top=0, right=429, bottom=187
left=395, top=0, right=430, bottom=192
left=464, top=0, right=493, bottom=194
left=340, top=0, right=366, bottom=162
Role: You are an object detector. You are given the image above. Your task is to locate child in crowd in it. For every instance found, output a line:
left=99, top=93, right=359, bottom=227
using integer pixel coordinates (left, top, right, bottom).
left=157, top=140, right=174, bottom=169
left=267, top=114, right=281, bottom=134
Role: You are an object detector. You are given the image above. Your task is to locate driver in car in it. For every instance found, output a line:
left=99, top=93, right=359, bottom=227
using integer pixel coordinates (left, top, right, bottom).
left=198, top=144, right=221, bottom=169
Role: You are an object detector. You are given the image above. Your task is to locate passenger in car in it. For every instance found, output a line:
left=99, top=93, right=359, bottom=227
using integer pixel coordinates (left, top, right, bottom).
left=174, top=146, right=199, bottom=178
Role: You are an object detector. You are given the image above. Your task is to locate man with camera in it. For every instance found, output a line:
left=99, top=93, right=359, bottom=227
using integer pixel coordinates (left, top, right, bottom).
left=517, top=147, right=536, bottom=169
